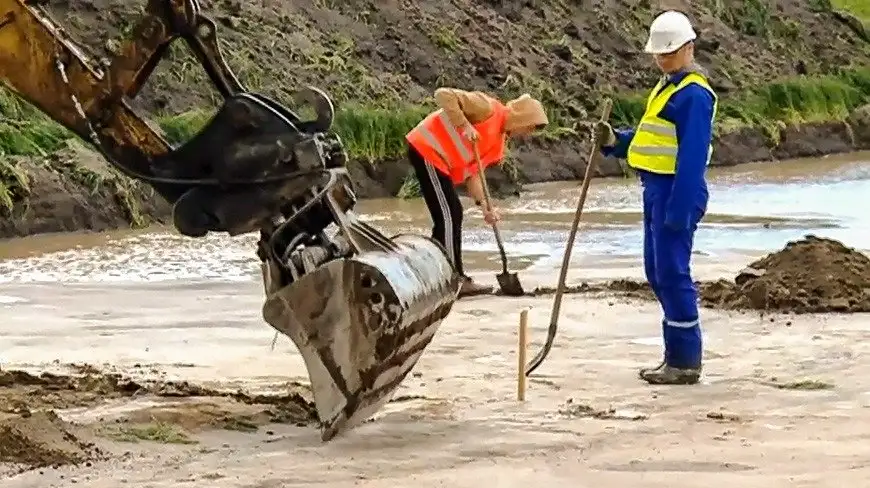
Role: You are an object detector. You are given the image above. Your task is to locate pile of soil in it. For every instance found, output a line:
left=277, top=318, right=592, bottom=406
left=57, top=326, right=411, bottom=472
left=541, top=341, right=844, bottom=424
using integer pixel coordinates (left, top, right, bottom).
left=700, top=235, right=870, bottom=314
left=0, top=411, right=102, bottom=474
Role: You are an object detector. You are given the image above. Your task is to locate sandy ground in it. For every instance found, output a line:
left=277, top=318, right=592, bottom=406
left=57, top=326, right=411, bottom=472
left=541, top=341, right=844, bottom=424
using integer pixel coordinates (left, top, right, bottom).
left=2, top=266, right=870, bottom=487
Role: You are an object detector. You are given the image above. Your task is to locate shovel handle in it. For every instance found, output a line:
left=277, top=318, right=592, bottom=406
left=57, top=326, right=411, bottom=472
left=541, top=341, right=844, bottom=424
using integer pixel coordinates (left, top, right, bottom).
left=473, top=145, right=510, bottom=274
left=525, top=98, right=613, bottom=376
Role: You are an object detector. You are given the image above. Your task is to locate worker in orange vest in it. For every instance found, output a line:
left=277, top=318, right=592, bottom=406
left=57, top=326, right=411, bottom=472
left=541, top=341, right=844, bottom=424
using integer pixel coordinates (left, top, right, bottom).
left=406, top=88, right=549, bottom=298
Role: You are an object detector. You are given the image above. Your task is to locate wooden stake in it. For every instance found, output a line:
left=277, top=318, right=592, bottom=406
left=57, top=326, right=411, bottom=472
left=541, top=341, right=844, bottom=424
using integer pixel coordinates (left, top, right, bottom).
left=517, top=309, right=529, bottom=401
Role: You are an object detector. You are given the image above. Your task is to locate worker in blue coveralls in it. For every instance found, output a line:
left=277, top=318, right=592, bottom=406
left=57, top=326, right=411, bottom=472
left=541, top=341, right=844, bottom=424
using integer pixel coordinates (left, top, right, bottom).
left=597, top=10, right=718, bottom=385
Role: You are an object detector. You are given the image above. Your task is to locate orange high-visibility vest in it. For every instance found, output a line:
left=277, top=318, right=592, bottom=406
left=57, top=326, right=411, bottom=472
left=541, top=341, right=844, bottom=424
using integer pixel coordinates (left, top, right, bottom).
left=406, top=100, right=508, bottom=185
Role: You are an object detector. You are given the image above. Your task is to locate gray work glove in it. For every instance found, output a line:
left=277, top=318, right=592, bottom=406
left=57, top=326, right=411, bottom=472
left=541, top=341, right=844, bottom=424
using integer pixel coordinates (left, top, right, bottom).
left=594, top=121, right=617, bottom=147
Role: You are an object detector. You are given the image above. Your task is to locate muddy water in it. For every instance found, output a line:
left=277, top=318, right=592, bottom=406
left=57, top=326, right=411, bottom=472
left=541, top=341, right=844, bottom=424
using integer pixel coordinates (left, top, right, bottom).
left=0, top=151, right=867, bottom=284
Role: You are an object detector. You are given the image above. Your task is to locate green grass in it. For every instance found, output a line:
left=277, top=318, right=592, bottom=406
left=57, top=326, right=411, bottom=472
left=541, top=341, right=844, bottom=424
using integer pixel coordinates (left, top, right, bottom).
left=397, top=172, right=421, bottom=199
left=1, top=66, right=870, bottom=205
left=0, top=158, right=29, bottom=212
left=712, top=0, right=773, bottom=38
left=612, top=66, right=870, bottom=136
left=832, top=0, right=870, bottom=21
left=333, top=104, right=430, bottom=161
left=0, top=89, right=72, bottom=157
left=103, top=421, right=197, bottom=444
left=4, top=67, right=870, bottom=158
left=155, top=103, right=431, bottom=162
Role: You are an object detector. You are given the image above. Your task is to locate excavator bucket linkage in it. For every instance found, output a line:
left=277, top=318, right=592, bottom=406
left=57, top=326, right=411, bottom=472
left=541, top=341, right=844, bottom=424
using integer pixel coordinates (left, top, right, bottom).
left=0, top=0, right=460, bottom=440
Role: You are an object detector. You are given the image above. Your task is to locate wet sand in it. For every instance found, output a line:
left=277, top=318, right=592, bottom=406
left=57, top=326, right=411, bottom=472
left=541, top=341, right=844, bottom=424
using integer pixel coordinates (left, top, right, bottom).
left=3, top=265, right=870, bottom=487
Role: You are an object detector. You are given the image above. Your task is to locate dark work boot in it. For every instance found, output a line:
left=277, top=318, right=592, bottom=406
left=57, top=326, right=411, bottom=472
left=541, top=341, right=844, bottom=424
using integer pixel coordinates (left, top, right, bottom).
left=639, top=360, right=701, bottom=385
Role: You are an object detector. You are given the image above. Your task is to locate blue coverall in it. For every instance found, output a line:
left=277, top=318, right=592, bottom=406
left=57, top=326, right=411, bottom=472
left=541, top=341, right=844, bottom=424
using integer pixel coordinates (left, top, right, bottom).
left=603, top=70, right=715, bottom=369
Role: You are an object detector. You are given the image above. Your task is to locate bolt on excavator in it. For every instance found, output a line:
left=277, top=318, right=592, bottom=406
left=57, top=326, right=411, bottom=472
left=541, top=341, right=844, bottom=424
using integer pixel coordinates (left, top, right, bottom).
left=0, top=0, right=461, bottom=440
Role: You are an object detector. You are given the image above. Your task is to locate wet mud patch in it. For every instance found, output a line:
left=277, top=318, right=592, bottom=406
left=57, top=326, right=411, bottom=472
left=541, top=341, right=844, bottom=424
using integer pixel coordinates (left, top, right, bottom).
left=498, top=279, right=657, bottom=301
left=699, top=235, right=870, bottom=314
left=0, top=411, right=103, bottom=475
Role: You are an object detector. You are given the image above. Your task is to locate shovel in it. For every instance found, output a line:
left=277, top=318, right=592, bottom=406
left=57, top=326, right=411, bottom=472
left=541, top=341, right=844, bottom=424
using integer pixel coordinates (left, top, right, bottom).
left=525, top=98, right=613, bottom=376
left=473, top=144, right=524, bottom=296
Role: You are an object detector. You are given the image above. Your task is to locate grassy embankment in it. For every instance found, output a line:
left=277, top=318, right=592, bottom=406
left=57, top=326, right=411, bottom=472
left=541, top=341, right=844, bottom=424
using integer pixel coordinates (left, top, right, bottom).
left=831, top=0, right=870, bottom=23
left=1, top=66, right=869, bottom=213
left=0, top=89, right=158, bottom=226
left=611, top=66, right=870, bottom=135
left=162, top=66, right=870, bottom=197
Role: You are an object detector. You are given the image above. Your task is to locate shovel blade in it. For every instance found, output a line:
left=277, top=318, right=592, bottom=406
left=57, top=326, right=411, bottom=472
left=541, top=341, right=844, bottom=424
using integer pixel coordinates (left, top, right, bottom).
left=497, top=272, right=524, bottom=296
left=262, top=234, right=460, bottom=440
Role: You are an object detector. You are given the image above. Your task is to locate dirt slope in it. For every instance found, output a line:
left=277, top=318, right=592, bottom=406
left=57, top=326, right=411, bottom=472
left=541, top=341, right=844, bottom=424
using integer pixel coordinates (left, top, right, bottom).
left=2, top=0, right=869, bottom=238
left=50, top=0, right=870, bottom=116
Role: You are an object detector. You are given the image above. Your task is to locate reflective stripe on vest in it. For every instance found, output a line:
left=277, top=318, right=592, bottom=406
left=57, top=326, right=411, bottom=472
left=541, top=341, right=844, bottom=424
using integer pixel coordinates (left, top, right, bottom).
left=406, top=100, right=508, bottom=185
left=626, top=72, right=718, bottom=175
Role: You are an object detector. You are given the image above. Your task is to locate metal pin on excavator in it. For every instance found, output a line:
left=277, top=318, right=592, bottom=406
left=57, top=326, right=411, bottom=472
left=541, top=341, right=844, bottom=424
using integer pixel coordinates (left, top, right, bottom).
left=0, top=0, right=460, bottom=440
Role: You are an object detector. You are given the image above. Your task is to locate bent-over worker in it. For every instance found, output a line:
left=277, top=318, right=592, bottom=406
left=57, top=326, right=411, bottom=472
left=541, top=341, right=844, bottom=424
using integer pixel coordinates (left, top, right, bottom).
left=405, top=88, right=549, bottom=298
left=598, top=10, right=718, bottom=385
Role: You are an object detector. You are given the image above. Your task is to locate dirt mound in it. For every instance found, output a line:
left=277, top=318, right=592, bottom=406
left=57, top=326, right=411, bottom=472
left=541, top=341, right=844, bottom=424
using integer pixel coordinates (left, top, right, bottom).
left=0, top=411, right=102, bottom=474
left=700, top=235, right=870, bottom=313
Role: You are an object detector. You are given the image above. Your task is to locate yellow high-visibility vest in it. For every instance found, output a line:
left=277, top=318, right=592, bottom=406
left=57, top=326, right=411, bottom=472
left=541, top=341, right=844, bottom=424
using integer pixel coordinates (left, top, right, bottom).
left=626, top=72, right=718, bottom=174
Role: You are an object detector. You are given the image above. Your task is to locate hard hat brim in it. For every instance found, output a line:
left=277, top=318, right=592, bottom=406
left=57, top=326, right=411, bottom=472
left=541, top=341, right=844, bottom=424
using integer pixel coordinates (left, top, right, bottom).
left=644, top=32, right=697, bottom=54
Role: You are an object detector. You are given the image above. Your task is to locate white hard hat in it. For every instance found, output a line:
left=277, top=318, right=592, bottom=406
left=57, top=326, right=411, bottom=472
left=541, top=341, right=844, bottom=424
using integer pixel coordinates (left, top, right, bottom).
left=644, top=11, right=697, bottom=54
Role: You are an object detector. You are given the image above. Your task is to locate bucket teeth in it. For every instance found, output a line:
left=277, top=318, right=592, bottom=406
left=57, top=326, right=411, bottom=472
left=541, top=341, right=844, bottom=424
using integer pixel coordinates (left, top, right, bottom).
left=262, top=234, right=460, bottom=440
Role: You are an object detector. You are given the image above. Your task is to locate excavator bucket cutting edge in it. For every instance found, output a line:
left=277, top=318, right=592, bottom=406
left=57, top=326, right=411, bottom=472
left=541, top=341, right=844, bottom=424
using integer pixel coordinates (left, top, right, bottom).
left=262, top=233, right=460, bottom=441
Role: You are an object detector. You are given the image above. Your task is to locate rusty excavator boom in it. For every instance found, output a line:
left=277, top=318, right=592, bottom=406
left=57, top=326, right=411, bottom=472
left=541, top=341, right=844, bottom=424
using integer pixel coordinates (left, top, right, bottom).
left=0, top=0, right=460, bottom=440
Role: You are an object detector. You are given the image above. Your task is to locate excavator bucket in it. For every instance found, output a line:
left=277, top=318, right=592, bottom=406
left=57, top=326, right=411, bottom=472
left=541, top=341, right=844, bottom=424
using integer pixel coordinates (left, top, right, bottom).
left=262, top=233, right=459, bottom=441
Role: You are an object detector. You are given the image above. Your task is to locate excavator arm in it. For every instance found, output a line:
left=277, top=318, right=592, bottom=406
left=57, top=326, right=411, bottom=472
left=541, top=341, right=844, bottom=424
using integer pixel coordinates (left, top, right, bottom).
left=0, top=0, right=460, bottom=441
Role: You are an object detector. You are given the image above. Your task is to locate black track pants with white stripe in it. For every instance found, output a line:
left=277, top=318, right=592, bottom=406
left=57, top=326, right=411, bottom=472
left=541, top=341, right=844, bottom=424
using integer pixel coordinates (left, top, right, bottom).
left=407, top=144, right=465, bottom=277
